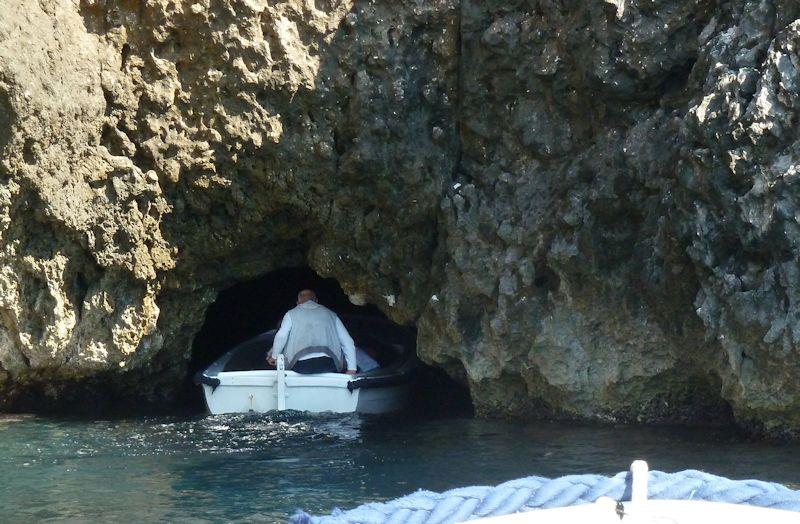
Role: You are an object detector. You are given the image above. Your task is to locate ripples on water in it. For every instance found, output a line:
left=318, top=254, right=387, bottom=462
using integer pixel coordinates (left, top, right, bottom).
left=1, top=412, right=799, bottom=522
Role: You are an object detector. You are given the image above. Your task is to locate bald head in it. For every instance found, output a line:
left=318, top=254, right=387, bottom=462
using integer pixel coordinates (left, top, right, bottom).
left=297, top=289, right=317, bottom=304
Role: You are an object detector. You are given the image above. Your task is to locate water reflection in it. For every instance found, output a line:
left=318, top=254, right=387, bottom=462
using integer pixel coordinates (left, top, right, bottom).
left=0, top=414, right=798, bottom=522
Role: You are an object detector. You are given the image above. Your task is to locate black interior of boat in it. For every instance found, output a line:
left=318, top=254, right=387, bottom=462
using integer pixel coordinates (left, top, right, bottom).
left=221, top=316, right=414, bottom=373
left=222, top=332, right=276, bottom=372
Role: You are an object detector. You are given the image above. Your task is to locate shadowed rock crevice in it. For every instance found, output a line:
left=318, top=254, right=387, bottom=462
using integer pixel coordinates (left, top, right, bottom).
left=0, top=87, right=12, bottom=157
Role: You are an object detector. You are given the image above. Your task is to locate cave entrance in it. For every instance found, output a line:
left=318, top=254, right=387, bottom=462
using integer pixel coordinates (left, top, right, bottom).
left=188, top=266, right=384, bottom=377
left=186, top=266, right=472, bottom=416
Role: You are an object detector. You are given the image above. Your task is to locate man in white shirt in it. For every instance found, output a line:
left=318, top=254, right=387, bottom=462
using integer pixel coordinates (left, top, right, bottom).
left=267, top=289, right=357, bottom=374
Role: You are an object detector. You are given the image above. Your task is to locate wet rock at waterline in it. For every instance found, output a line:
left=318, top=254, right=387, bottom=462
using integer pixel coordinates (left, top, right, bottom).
left=1, top=0, right=800, bottom=437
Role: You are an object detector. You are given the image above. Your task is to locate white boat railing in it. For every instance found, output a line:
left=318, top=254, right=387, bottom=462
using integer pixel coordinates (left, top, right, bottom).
left=276, top=354, right=286, bottom=411
left=630, top=459, right=648, bottom=503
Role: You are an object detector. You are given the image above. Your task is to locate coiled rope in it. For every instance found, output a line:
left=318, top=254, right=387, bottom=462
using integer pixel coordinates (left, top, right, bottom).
left=289, top=464, right=800, bottom=523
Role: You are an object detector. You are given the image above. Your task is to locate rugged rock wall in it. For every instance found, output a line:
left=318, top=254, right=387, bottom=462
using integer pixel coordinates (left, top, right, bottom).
left=1, top=0, right=800, bottom=436
left=0, top=0, right=457, bottom=405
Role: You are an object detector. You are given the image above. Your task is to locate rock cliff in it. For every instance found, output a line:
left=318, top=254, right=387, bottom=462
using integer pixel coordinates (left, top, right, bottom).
left=1, top=0, right=799, bottom=436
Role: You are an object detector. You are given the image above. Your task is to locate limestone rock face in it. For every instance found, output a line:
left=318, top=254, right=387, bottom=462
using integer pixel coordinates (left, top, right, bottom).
left=418, top=0, right=800, bottom=437
left=0, top=0, right=457, bottom=405
left=1, top=0, right=800, bottom=436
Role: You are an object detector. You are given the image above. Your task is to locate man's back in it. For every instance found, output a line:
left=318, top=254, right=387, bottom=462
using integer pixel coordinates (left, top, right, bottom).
left=285, top=302, right=340, bottom=358
left=269, top=294, right=357, bottom=374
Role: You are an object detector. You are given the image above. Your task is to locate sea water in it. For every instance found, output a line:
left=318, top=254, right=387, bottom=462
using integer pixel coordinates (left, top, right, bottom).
left=1, top=413, right=799, bottom=522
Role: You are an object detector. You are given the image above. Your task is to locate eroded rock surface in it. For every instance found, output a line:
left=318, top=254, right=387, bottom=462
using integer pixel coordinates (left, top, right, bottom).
left=1, top=0, right=800, bottom=436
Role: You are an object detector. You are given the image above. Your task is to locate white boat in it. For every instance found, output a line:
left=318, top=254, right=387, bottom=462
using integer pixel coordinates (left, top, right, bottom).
left=194, top=316, right=416, bottom=415
left=471, top=461, right=800, bottom=524
left=293, top=460, right=800, bottom=524
left=470, top=499, right=800, bottom=523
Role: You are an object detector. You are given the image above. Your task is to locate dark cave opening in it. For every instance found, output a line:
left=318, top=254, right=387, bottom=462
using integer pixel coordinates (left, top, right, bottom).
left=185, top=266, right=473, bottom=416
left=188, top=266, right=383, bottom=374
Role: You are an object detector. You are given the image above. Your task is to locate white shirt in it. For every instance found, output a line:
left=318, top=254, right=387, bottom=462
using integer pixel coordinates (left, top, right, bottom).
left=270, top=303, right=357, bottom=371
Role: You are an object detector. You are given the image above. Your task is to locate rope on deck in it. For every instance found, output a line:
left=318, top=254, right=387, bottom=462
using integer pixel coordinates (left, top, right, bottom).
left=288, top=468, right=800, bottom=523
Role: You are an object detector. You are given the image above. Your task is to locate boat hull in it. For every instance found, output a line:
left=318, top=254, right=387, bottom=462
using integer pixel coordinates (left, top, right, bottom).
left=202, top=370, right=410, bottom=415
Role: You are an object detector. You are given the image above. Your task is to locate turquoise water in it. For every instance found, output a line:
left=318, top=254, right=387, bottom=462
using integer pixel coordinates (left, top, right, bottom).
left=1, top=413, right=799, bottom=522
